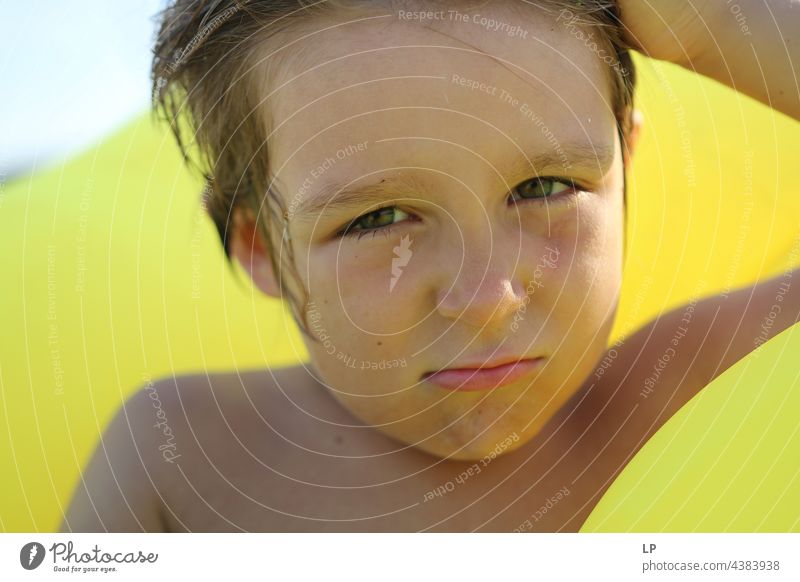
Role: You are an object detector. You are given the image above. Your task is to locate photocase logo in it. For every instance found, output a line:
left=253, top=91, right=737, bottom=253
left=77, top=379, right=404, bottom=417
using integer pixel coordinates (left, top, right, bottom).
left=20, top=542, right=45, bottom=570
left=390, top=235, right=413, bottom=293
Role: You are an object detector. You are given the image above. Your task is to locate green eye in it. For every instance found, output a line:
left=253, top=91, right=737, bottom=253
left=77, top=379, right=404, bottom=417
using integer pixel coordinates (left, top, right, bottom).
left=512, top=177, right=574, bottom=201
left=341, top=207, right=410, bottom=237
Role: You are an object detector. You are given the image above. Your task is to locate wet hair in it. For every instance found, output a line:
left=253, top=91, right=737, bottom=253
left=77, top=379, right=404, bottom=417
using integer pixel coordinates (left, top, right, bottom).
left=152, top=0, right=636, bottom=335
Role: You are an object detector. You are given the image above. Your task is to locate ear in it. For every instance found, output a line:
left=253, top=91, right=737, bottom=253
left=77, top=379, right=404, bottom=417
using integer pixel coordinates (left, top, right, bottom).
left=622, top=109, right=644, bottom=167
left=229, top=207, right=281, bottom=298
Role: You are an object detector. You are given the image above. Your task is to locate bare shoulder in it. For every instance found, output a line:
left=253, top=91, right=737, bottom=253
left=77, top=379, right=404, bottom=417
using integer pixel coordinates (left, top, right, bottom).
left=61, top=365, right=310, bottom=532
left=60, top=379, right=176, bottom=532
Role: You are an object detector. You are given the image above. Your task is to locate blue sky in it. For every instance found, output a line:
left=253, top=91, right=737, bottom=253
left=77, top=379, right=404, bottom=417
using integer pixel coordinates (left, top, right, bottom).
left=1, top=0, right=164, bottom=178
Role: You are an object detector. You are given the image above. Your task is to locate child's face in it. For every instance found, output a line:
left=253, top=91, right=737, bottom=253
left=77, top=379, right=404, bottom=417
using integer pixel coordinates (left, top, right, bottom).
left=255, top=3, right=626, bottom=460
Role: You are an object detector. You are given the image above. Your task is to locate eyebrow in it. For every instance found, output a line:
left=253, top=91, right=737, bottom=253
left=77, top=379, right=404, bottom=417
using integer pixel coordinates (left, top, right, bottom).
left=289, top=142, right=615, bottom=222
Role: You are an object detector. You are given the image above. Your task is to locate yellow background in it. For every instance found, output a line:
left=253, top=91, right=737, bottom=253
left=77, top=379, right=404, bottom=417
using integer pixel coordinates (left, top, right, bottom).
left=2, top=54, right=800, bottom=531
left=582, top=321, right=800, bottom=531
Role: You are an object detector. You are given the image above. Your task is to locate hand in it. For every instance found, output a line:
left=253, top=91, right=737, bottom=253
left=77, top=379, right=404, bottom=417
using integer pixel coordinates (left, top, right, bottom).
left=615, top=0, right=721, bottom=66
left=616, top=0, right=800, bottom=120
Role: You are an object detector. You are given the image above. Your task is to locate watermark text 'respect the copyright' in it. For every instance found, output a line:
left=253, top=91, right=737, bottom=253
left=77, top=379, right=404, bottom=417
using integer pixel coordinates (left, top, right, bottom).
left=398, top=10, right=529, bottom=39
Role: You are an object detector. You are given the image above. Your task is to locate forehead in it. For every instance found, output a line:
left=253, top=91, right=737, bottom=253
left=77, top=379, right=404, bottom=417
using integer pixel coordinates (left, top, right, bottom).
left=256, top=3, right=617, bottom=196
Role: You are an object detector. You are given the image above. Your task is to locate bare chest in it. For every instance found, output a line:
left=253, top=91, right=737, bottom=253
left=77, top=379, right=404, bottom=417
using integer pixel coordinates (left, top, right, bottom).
left=158, top=331, right=708, bottom=532
left=158, top=396, right=668, bottom=532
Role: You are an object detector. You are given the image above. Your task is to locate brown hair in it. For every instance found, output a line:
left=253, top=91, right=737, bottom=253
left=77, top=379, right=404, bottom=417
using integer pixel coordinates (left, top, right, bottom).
left=152, top=0, right=636, bottom=335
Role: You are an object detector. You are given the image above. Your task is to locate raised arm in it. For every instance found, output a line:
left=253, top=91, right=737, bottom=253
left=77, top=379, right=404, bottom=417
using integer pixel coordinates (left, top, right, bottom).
left=618, top=0, right=800, bottom=120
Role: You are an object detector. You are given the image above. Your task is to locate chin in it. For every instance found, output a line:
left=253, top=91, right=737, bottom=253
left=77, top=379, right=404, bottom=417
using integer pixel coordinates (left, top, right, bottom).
left=417, top=428, right=527, bottom=463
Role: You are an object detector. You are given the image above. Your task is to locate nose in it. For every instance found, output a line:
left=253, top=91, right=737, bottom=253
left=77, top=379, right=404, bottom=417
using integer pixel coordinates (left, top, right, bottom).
left=435, top=222, right=528, bottom=329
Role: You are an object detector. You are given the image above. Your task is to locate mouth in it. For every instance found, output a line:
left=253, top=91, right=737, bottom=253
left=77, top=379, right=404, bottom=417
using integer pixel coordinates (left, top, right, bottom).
left=421, top=356, right=545, bottom=392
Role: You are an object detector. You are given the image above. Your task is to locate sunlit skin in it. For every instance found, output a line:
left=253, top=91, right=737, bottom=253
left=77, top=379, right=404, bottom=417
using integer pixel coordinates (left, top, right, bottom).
left=238, top=3, right=636, bottom=461
left=61, top=0, right=800, bottom=533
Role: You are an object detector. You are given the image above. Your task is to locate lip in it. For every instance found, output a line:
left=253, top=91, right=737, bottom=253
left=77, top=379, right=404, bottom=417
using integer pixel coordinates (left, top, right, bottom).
left=422, top=357, right=545, bottom=392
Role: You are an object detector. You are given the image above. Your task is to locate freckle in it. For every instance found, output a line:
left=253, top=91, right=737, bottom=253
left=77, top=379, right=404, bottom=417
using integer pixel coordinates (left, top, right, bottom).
left=334, top=435, right=343, bottom=445
left=377, top=341, right=383, bottom=346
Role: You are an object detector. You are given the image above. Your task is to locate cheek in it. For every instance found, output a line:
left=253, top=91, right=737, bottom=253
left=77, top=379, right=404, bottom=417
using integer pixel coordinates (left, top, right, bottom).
left=327, top=242, right=422, bottom=322
left=570, top=205, right=622, bottom=283
left=306, top=241, right=421, bottom=334
left=525, top=194, right=621, bottom=391
left=552, top=192, right=623, bottom=333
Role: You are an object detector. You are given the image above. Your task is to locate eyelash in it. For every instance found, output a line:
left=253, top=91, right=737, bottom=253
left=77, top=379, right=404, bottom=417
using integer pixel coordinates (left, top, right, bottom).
left=336, top=176, right=582, bottom=241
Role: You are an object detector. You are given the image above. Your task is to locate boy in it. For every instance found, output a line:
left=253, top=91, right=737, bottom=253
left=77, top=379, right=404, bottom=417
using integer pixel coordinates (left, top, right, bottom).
left=63, top=0, right=799, bottom=532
